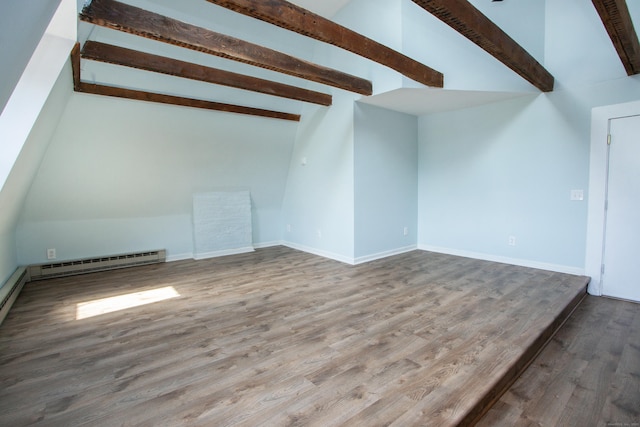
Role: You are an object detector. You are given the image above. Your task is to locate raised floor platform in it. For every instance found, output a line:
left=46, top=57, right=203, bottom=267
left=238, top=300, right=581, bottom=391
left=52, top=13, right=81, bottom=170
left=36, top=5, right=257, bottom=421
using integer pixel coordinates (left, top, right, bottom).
left=0, top=247, right=588, bottom=426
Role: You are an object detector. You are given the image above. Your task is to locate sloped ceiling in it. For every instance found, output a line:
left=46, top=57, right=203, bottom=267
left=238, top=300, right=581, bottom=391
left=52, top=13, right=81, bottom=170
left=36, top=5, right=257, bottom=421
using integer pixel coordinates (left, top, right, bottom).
left=73, top=0, right=640, bottom=119
left=289, top=0, right=351, bottom=18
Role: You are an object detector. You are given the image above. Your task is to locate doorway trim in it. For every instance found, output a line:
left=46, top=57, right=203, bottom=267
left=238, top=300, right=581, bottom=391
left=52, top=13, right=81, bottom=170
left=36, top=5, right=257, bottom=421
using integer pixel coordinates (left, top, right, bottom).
left=586, top=99, right=640, bottom=295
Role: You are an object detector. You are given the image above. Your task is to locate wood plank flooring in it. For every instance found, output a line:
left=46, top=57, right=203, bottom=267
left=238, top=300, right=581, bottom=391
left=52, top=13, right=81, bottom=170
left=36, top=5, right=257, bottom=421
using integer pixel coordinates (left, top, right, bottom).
left=478, top=295, right=640, bottom=427
left=0, top=247, right=589, bottom=426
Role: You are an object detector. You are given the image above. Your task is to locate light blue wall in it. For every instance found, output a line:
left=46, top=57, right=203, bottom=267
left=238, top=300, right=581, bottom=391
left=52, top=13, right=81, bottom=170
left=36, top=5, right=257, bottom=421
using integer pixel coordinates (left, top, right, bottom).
left=9, top=0, right=640, bottom=276
left=279, top=0, right=411, bottom=263
left=546, top=0, right=626, bottom=86
left=418, top=79, right=640, bottom=272
left=0, top=1, right=61, bottom=113
left=401, top=0, right=544, bottom=92
left=17, top=92, right=298, bottom=264
left=354, top=103, right=417, bottom=260
left=467, top=0, right=546, bottom=61
left=280, top=96, right=357, bottom=262
left=418, top=94, right=585, bottom=269
left=333, top=0, right=404, bottom=93
left=0, top=60, right=72, bottom=285
left=417, top=0, right=640, bottom=273
left=333, top=0, right=402, bottom=49
left=0, top=231, right=16, bottom=288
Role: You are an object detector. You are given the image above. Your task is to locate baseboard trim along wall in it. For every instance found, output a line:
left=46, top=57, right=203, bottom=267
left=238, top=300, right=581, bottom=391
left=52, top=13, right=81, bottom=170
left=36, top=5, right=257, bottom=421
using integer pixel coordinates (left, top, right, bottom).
left=252, top=241, right=282, bottom=249
left=280, top=243, right=418, bottom=266
left=1, top=243, right=588, bottom=326
left=166, top=242, right=281, bottom=263
left=0, top=267, right=29, bottom=326
left=281, top=241, right=355, bottom=265
left=353, top=245, right=418, bottom=265
left=165, top=253, right=194, bottom=263
left=193, top=246, right=255, bottom=261
left=418, top=244, right=586, bottom=276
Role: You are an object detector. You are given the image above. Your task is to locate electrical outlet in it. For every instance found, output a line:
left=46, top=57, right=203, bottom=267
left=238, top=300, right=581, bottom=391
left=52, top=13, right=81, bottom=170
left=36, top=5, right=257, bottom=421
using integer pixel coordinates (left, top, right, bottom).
left=286, top=224, right=291, bottom=232
left=47, top=248, right=56, bottom=260
left=508, top=236, right=516, bottom=246
left=570, top=189, right=584, bottom=201
left=403, top=226, right=408, bottom=236
left=317, top=229, right=322, bottom=239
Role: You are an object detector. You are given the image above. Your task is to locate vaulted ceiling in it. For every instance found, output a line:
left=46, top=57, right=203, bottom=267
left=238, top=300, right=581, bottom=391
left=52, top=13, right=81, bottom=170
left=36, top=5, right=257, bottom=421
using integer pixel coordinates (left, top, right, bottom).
left=74, top=0, right=640, bottom=121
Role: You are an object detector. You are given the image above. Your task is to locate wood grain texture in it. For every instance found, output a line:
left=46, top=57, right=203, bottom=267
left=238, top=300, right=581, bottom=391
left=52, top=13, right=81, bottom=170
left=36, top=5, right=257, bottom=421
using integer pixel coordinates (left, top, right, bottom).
left=411, top=0, right=554, bottom=92
left=71, top=42, right=81, bottom=92
left=478, top=295, right=640, bottom=427
left=76, top=82, right=301, bottom=121
left=0, top=247, right=588, bottom=426
left=206, top=0, right=444, bottom=88
left=71, top=42, right=299, bottom=121
left=592, top=0, right=640, bottom=75
left=80, top=0, right=373, bottom=95
left=81, top=41, right=332, bottom=106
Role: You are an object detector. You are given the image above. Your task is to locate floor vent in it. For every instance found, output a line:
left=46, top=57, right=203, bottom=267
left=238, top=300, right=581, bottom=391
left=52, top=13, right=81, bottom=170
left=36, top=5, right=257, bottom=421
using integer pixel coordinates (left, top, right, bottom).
left=0, top=267, right=29, bottom=325
left=28, top=250, right=167, bottom=281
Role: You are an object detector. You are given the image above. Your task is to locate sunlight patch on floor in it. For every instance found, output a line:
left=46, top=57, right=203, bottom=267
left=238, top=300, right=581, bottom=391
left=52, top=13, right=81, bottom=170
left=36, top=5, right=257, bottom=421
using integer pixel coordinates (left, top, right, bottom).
left=76, top=286, right=180, bottom=320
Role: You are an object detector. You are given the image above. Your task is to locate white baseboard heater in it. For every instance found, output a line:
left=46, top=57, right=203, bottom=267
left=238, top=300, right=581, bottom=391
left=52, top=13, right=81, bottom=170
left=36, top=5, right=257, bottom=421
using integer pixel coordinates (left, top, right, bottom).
left=0, top=267, right=29, bottom=325
left=0, top=250, right=166, bottom=326
left=28, top=249, right=167, bottom=281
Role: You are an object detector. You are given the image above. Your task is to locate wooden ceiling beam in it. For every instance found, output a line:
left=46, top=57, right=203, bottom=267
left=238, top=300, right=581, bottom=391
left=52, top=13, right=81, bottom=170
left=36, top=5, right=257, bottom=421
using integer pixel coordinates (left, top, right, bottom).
left=76, top=83, right=301, bottom=121
left=412, top=0, right=554, bottom=92
left=205, top=0, right=444, bottom=88
left=72, top=42, right=82, bottom=92
left=81, top=41, right=332, bottom=106
left=592, top=0, right=640, bottom=75
left=71, top=43, right=300, bottom=121
left=80, top=0, right=372, bottom=95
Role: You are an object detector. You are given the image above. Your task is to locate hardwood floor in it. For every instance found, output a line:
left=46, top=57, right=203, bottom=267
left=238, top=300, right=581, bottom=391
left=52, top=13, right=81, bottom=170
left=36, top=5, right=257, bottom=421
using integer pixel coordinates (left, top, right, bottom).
left=478, top=295, right=640, bottom=427
left=0, top=247, right=589, bottom=426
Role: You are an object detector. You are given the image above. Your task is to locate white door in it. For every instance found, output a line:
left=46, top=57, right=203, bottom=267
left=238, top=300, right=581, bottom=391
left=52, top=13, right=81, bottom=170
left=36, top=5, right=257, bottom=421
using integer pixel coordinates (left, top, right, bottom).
left=602, top=115, right=640, bottom=302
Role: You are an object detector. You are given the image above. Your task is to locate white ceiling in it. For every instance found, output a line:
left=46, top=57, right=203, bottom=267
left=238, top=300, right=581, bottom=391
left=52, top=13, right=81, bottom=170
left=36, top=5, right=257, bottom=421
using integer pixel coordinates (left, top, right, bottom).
left=76, top=0, right=636, bottom=118
left=359, top=88, right=535, bottom=116
left=271, top=1, right=537, bottom=116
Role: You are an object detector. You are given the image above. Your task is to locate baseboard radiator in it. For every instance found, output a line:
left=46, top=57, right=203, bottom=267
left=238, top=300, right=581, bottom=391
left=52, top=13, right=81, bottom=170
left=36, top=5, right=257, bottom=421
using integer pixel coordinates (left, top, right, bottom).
left=28, top=250, right=167, bottom=281
left=0, top=267, right=29, bottom=325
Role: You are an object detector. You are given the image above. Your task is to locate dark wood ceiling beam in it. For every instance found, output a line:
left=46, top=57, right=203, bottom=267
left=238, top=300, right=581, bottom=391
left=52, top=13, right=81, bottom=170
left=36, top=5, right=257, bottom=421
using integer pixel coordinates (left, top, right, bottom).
left=72, top=42, right=82, bottom=92
left=80, top=0, right=371, bottom=95
left=412, top=0, right=554, bottom=92
left=77, top=83, right=301, bottom=121
left=70, top=43, right=300, bottom=121
left=592, top=0, right=640, bottom=75
left=205, top=0, right=444, bottom=88
left=81, top=41, right=332, bottom=106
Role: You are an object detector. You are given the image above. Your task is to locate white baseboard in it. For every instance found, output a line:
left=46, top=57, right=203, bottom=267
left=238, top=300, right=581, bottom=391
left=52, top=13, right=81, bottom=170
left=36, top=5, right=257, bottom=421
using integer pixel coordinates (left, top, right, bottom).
left=193, top=246, right=255, bottom=261
left=418, top=245, right=585, bottom=276
left=253, top=241, right=281, bottom=249
left=166, top=252, right=194, bottom=263
left=0, top=267, right=28, bottom=326
left=353, top=245, right=418, bottom=265
left=281, top=241, right=355, bottom=265
left=171, top=243, right=585, bottom=277
left=167, top=241, right=281, bottom=262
